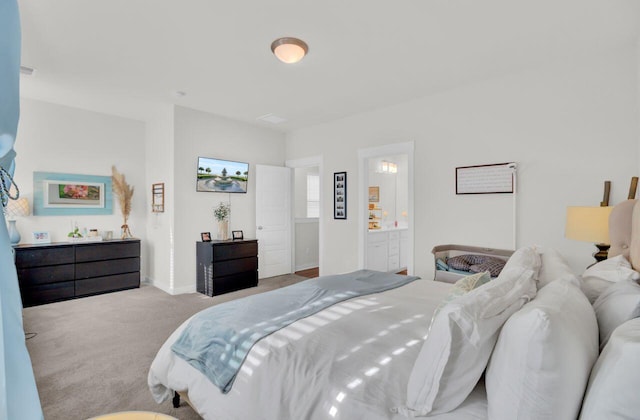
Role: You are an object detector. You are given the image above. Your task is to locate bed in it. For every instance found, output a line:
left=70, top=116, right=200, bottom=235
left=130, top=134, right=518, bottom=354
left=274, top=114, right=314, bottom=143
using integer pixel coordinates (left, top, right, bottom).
left=149, top=199, right=640, bottom=419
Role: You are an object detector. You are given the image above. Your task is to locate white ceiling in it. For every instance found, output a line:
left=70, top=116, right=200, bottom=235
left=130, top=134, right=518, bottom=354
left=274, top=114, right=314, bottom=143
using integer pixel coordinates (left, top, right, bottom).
left=18, top=0, right=640, bottom=131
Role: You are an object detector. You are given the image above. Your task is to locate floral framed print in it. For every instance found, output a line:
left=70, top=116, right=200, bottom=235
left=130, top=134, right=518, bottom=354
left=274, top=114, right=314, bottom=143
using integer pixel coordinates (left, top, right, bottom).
left=334, top=171, right=347, bottom=220
left=33, top=172, right=113, bottom=216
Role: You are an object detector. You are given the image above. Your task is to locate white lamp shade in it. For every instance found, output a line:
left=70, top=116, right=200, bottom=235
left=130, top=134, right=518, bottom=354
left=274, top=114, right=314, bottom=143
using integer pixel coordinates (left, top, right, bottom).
left=565, top=206, right=613, bottom=244
left=5, top=197, right=30, bottom=218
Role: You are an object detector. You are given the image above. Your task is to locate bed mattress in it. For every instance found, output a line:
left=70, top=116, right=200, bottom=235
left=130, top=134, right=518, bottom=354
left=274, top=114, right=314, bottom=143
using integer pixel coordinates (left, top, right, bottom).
left=148, top=279, right=488, bottom=419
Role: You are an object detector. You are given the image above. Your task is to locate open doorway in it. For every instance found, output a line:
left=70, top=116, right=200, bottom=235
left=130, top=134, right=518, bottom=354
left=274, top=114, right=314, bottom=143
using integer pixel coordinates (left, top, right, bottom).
left=286, top=156, right=323, bottom=278
left=358, top=142, right=414, bottom=275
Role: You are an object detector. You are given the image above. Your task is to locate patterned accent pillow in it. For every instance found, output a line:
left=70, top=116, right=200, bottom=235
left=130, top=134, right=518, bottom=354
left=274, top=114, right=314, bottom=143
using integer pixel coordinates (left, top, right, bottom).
left=470, top=258, right=507, bottom=277
left=447, top=254, right=507, bottom=277
left=429, top=271, right=492, bottom=330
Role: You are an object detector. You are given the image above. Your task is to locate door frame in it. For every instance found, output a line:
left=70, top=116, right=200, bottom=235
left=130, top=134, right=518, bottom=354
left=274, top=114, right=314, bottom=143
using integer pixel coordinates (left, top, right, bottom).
left=358, top=142, right=414, bottom=274
left=285, top=155, right=324, bottom=276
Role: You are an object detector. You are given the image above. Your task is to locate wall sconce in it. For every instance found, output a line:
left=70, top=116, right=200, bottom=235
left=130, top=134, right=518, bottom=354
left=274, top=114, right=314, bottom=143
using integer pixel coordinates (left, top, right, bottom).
left=565, top=206, right=613, bottom=262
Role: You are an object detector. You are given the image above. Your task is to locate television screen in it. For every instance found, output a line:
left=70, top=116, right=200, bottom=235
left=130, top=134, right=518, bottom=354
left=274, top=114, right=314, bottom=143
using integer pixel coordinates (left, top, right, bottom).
left=196, top=157, right=249, bottom=193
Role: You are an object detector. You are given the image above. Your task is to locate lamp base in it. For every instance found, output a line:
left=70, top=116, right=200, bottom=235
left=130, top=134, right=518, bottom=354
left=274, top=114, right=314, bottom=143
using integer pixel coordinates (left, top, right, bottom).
left=593, top=243, right=610, bottom=262
left=7, top=219, right=20, bottom=245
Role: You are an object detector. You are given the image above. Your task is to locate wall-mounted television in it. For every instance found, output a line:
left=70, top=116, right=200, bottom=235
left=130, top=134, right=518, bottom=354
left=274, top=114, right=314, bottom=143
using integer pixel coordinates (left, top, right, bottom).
left=196, top=156, right=249, bottom=193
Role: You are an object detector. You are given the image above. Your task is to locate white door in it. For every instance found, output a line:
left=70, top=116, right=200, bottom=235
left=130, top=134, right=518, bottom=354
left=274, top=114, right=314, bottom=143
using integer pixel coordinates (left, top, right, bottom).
left=256, top=164, right=292, bottom=278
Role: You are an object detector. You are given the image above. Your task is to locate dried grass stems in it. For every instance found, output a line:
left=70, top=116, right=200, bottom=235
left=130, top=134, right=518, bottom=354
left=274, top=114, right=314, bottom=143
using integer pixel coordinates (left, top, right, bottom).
left=112, top=166, right=134, bottom=237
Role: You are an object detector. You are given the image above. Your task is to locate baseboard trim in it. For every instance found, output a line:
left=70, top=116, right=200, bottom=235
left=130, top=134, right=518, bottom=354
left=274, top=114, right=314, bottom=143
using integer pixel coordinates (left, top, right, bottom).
left=295, top=263, right=319, bottom=271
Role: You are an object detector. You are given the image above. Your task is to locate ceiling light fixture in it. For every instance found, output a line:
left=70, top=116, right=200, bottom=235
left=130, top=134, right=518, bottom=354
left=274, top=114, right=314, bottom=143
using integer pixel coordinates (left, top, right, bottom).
left=271, top=37, right=308, bottom=64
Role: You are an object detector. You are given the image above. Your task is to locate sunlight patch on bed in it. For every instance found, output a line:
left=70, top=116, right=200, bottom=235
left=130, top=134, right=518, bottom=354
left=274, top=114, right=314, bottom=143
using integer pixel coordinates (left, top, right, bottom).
left=377, top=330, right=389, bottom=337
left=347, top=378, right=363, bottom=389
left=336, top=392, right=346, bottom=402
left=388, top=323, right=401, bottom=330
left=330, top=305, right=353, bottom=316
left=263, top=335, right=287, bottom=348
left=317, top=311, right=342, bottom=321
left=350, top=345, right=362, bottom=353
left=365, top=367, right=380, bottom=376
left=305, top=316, right=330, bottom=327
left=369, top=305, right=394, bottom=313
left=406, top=339, right=420, bottom=347
left=341, top=301, right=364, bottom=310
left=289, top=320, right=317, bottom=334
left=245, top=354, right=261, bottom=367
left=240, top=364, right=254, bottom=376
left=378, top=356, right=392, bottom=365
left=329, top=405, right=338, bottom=417
left=392, top=347, right=406, bottom=356
left=278, top=328, right=303, bottom=341
left=353, top=298, right=378, bottom=306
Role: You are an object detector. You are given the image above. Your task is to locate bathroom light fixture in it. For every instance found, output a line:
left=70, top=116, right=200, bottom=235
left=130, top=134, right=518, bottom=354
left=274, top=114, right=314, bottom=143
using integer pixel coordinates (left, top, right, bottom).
left=271, top=37, right=308, bottom=64
left=378, top=161, right=397, bottom=174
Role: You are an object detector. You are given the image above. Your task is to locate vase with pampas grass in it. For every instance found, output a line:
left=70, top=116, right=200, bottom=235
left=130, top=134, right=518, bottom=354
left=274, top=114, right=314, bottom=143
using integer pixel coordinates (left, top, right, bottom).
left=112, top=166, right=134, bottom=239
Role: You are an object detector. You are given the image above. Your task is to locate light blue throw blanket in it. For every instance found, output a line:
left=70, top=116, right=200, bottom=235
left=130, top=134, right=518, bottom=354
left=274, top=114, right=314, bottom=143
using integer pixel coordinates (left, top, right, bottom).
left=172, top=269, right=419, bottom=393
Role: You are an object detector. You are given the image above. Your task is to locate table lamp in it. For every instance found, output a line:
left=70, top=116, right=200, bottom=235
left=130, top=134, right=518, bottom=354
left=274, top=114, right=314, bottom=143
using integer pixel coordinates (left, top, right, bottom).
left=565, top=206, right=613, bottom=262
left=5, top=197, right=30, bottom=245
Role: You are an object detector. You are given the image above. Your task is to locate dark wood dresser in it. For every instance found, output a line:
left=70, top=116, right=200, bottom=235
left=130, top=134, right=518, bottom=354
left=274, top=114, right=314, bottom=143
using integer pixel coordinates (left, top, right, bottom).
left=14, top=239, right=141, bottom=307
left=196, top=239, right=258, bottom=296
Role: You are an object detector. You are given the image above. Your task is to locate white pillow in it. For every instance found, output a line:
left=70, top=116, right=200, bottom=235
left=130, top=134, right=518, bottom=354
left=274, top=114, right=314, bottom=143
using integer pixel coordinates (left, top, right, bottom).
left=580, top=255, right=640, bottom=303
left=592, top=279, right=640, bottom=349
left=486, top=279, right=598, bottom=420
left=536, top=247, right=579, bottom=290
left=580, top=318, right=640, bottom=420
left=401, top=247, right=539, bottom=416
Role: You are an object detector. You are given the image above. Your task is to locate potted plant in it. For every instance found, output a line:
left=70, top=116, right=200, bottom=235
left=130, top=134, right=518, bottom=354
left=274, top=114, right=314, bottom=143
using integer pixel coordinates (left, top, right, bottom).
left=214, top=202, right=230, bottom=240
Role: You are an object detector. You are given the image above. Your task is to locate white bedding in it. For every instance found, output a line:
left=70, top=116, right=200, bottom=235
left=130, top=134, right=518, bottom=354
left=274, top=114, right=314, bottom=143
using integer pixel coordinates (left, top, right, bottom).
left=148, top=279, right=488, bottom=419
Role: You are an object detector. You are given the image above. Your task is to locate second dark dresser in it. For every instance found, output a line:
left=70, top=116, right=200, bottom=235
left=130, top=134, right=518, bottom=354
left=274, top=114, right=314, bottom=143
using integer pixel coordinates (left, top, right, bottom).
left=196, top=239, right=258, bottom=296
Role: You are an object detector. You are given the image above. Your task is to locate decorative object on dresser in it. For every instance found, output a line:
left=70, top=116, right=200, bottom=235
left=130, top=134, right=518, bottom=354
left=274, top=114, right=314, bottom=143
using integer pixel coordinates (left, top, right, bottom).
left=4, top=196, right=29, bottom=245
left=196, top=239, right=258, bottom=296
left=111, top=166, right=134, bottom=239
left=33, top=171, right=113, bottom=216
left=213, top=201, right=230, bottom=240
left=152, top=182, right=164, bottom=212
left=232, top=230, right=243, bottom=240
left=14, top=239, right=140, bottom=307
left=333, top=171, right=347, bottom=219
left=565, top=206, right=613, bottom=262
left=201, top=232, right=211, bottom=242
left=31, top=231, right=50, bottom=244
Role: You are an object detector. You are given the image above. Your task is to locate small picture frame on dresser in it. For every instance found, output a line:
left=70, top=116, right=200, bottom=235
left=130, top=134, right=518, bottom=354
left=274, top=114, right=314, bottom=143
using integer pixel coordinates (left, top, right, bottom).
left=232, top=230, right=244, bottom=240
left=201, top=232, right=211, bottom=242
left=32, top=231, right=51, bottom=244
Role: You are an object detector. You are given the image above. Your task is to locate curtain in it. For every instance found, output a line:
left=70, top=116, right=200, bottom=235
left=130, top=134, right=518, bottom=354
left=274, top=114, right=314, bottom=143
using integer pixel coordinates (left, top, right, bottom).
left=0, top=0, right=44, bottom=418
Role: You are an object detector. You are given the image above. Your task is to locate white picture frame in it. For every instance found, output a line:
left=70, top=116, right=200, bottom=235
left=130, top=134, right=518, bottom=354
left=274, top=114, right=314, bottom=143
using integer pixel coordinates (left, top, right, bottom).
left=32, top=231, right=51, bottom=244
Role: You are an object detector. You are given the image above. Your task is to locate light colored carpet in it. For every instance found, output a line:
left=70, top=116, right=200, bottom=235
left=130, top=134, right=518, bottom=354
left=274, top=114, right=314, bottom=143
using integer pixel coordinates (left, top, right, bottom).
left=23, top=274, right=306, bottom=420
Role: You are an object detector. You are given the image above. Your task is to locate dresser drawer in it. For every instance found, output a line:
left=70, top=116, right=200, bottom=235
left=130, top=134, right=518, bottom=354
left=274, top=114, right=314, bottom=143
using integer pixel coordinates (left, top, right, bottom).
left=212, top=271, right=258, bottom=296
left=213, top=241, right=258, bottom=262
left=75, top=241, right=140, bottom=262
left=21, top=281, right=75, bottom=307
left=75, top=272, right=140, bottom=296
left=18, top=264, right=75, bottom=287
left=75, top=257, right=140, bottom=279
left=15, top=246, right=74, bottom=268
left=212, top=256, right=258, bottom=278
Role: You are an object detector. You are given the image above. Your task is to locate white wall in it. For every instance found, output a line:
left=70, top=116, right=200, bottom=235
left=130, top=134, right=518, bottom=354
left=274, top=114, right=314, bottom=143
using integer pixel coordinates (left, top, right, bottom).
left=13, top=98, right=148, bottom=276
left=172, top=106, right=286, bottom=292
left=144, top=104, right=175, bottom=292
left=286, top=46, right=639, bottom=277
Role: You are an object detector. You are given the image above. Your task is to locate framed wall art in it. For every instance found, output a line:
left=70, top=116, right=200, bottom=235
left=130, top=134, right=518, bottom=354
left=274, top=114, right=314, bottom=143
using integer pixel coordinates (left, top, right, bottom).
left=33, top=172, right=113, bottom=216
left=152, top=182, right=165, bottom=212
left=368, top=186, right=380, bottom=202
left=455, top=163, right=514, bottom=195
left=334, top=171, right=347, bottom=220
